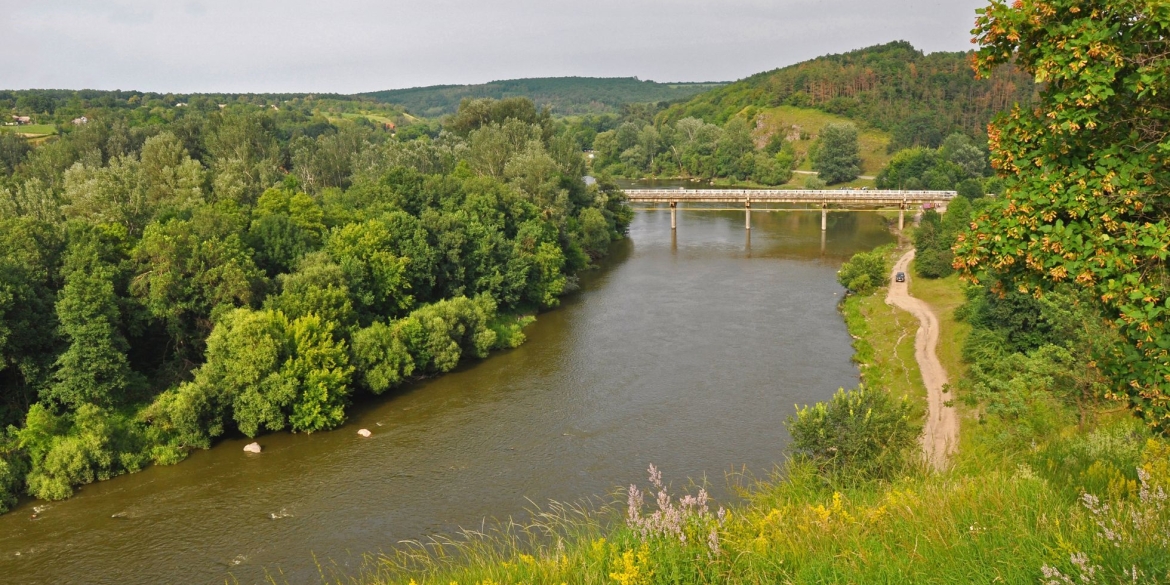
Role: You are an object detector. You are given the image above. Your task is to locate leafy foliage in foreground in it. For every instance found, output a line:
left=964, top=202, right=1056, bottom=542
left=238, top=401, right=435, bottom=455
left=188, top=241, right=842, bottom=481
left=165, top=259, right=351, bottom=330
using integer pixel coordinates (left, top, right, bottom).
left=956, top=0, right=1170, bottom=431
left=0, top=96, right=631, bottom=510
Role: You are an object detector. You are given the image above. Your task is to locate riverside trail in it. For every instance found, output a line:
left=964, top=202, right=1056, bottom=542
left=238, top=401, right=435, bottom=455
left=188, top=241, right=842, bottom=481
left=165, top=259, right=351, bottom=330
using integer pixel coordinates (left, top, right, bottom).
left=886, top=249, right=958, bottom=469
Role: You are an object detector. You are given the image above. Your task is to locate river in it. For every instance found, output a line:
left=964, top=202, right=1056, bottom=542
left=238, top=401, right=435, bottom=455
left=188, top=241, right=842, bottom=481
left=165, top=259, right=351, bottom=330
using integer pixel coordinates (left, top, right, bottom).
left=0, top=205, right=894, bottom=584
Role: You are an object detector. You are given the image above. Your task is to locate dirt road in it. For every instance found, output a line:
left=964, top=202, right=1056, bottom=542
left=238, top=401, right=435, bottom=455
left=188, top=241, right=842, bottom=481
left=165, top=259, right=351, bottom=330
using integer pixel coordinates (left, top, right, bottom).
left=886, top=249, right=958, bottom=469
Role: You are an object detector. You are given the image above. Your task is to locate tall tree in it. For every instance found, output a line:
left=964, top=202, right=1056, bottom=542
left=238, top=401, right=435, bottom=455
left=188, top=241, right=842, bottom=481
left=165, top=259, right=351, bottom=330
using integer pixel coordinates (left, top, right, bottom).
left=813, top=123, right=862, bottom=184
left=957, top=0, right=1170, bottom=430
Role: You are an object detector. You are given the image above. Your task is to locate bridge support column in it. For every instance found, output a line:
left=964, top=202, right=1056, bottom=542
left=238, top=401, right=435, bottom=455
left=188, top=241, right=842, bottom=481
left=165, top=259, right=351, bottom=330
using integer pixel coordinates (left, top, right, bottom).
left=821, top=206, right=827, bottom=231
left=899, top=202, right=906, bottom=231
left=745, top=200, right=751, bottom=230
left=670, top=201, right=677, bottom=230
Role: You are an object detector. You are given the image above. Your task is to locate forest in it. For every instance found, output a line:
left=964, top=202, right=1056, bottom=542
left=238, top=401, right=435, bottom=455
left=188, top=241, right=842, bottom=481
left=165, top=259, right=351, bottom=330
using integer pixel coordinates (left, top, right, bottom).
left=359, top=77, right=725, bottom=118
left=659, top=41, right=1036, bottom=151
left=0, top=95, right=632, bottom=511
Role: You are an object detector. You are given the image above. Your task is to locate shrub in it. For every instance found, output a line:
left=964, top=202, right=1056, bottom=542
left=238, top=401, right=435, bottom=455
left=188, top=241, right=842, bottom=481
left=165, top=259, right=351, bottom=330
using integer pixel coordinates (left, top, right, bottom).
left=837, top=249, right=888, bottom=295
left=0, top=444, right=28, bottom=513
left=787, top=386, right=920, bottom=480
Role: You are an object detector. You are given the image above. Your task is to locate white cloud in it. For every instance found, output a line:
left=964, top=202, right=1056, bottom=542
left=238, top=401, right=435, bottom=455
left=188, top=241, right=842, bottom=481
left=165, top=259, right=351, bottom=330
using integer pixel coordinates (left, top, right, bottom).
left=0, top=0, right=987, bottom=93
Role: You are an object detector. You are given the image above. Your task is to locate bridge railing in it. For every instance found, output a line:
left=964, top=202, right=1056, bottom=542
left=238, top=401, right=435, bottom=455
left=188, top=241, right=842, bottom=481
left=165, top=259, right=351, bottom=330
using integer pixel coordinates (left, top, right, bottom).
left=622, top=189, right=957, bottom=200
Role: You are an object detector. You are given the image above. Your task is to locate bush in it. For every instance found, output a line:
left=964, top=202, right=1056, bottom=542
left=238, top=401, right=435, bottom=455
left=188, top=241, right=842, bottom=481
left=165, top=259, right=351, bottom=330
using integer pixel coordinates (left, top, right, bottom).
left=352, top=295, right=509, bottom=394
left=837, top=249, right=888, bottom=295
left=787, top=386, right=920, bottom=479
left=0, top=444, right=28, bottom=513
left=804, top=176, right=827, bottom=190
left=18, top=404, right=149, bottom=501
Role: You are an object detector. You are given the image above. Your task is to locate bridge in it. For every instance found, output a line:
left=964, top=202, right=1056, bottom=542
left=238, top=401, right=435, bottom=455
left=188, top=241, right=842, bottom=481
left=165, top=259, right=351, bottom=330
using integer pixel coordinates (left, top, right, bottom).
left=622, top=189, right=956, bottom=231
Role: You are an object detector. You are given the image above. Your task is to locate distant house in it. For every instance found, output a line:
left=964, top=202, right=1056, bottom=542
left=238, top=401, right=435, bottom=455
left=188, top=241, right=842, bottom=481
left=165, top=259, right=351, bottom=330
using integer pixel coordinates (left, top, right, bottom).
left=175, top=103, right=188, bottom=107
left=12, top=115, right=31, bottom=125
left=383, top=122, right=396, bottom=132
left=72, top=116, right=89, bottom=125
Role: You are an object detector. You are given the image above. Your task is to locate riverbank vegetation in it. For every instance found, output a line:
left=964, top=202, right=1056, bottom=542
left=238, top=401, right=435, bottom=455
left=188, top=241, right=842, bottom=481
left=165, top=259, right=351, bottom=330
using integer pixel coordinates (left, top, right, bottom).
left=0, top=96, right=631, bottom=511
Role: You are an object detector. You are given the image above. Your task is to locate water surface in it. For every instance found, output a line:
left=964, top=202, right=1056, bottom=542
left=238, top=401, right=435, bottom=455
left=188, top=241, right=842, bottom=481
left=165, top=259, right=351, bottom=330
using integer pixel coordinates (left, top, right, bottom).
left=1, top=207, right=894, bottom=584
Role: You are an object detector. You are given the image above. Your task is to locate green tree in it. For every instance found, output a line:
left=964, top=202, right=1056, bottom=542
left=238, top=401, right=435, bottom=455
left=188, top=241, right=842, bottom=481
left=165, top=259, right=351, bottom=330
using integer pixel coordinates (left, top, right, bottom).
left=139, top=131, right=205, bottom=215
left=0, top=218, right=63, bottom=425
left=837, top=249, right=888, bottom=295
left=131, top=206, right=266, bottom=360
left=959, top=0, right=1170, bottom=429
left=326, top=219, right=414, bottom=322
left=179, top=308, right=353, bottom=437
left=44, top=229, right=139, bottom=410
left=813, top=123, right=861, bottom=184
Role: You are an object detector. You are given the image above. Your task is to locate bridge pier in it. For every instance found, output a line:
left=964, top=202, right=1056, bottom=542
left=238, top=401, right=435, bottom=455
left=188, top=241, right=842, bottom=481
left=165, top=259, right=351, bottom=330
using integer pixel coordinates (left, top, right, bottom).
left=899, top=202, right=906, bottom=231
left=821, top=205, right=827, bottom=231
left=670, top=201, right=677, bottom=230
left=745, top=200, right=751, bottom=230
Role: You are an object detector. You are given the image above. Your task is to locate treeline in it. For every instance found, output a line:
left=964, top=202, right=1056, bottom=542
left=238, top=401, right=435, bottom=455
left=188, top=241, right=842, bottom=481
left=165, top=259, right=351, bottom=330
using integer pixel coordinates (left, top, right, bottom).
left=659, top=41, right=1035, bottom=150
left=360, top=77, right=726, bottom=118
left=589, top=115, right=797, bottom=184
left=0, top=97, right=631, bottom=510
left=0, top=89, right=399, bottom=120
left=877, top=133, right=996, bottom=194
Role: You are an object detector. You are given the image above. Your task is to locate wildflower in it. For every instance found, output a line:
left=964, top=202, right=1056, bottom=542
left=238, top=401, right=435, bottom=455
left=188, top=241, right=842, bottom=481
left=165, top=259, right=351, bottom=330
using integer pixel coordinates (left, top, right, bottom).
left=707, top=527, right=720, bottom=556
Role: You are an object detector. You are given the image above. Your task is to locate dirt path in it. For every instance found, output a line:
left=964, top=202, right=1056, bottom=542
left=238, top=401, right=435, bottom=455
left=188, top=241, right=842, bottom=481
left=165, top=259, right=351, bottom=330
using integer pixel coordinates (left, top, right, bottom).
left=886, top=249, right=958, bottom=469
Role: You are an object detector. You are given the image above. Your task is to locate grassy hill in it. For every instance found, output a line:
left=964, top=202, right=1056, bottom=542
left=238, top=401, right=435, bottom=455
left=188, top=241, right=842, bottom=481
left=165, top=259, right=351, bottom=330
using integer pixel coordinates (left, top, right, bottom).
left=661, top=41, right=1035, bottom=146
left=360, top=77, right=727, bottom=118
left=755, top=105, right=892, bottom=176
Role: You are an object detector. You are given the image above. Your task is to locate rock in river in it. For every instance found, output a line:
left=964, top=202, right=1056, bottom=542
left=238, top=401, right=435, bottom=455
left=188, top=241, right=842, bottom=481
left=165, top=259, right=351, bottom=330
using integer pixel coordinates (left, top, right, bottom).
left=357, top=429, right=372, bottom=438
left=243, top=442, right=261, bottom=453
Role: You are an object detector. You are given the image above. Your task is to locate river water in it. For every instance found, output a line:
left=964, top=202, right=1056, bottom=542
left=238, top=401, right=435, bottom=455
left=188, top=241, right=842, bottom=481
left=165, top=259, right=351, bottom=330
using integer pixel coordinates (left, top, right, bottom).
left=0, top=206, right=894, bottom=584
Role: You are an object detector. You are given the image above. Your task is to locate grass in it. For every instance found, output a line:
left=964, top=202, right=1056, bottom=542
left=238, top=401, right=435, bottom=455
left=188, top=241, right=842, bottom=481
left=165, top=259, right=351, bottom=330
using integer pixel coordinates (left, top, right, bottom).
left=0, top=124, right=57, bottom=137
left=909, top=273, right=970, bottom=383
left=753, top=106, right=893, bottom=176
left=346, top=250, right=1170, bottom=585
left=841, top=277, right=925, bottom=406
left=325, top=111, right=420, bottom=126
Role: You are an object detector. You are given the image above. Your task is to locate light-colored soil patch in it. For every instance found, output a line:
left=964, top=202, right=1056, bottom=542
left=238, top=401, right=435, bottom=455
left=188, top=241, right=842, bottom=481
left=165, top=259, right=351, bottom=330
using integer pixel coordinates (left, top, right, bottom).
left=886, top=249, right=959, bottom=469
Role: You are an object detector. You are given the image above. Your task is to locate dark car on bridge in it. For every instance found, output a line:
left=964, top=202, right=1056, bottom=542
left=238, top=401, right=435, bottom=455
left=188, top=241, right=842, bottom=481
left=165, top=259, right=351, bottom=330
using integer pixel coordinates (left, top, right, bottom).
left=895, top=272, right=906, bottom=283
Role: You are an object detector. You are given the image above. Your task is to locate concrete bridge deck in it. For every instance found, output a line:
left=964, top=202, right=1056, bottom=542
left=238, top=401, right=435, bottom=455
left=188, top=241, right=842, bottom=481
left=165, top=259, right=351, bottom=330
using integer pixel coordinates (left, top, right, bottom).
left=623, top=189, right=956, bottom=205
left=622, top=189, right=956, bottom=231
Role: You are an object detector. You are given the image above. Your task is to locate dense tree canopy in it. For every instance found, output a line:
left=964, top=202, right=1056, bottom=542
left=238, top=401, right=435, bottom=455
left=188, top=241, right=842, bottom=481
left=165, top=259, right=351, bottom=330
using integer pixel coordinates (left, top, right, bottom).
left=660, top=41, right=1036, bottom=147
left=0, top=96, right=631, bottom=510
left=956, top=0, right=1170, bottom=431
left=590, top=114, right=797, bottom=184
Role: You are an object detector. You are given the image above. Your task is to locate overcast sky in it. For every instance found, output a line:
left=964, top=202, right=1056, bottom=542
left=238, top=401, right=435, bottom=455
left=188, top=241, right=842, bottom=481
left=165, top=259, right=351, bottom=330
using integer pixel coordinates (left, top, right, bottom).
left=0, top=0, right=986, bottom=94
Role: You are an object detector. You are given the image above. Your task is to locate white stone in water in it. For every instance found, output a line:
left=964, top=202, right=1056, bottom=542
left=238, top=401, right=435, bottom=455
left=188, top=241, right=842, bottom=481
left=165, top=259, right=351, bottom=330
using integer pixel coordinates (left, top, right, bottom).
left=243, top=442, right=261, bottom=453
left=357, top=429, right=372, bottom=438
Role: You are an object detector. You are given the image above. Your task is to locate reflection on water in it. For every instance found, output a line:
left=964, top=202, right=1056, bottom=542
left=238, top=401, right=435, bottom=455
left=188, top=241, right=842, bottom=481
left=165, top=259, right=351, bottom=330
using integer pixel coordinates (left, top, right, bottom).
left=0, top=208, right=893, bottom=584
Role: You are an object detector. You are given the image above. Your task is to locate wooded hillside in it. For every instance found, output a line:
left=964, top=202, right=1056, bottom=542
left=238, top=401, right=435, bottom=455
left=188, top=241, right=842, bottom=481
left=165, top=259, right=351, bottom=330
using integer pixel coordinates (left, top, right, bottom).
left=361, top=78, right=726, bottom=118
left=660, top=41, right=1035, bottom=148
